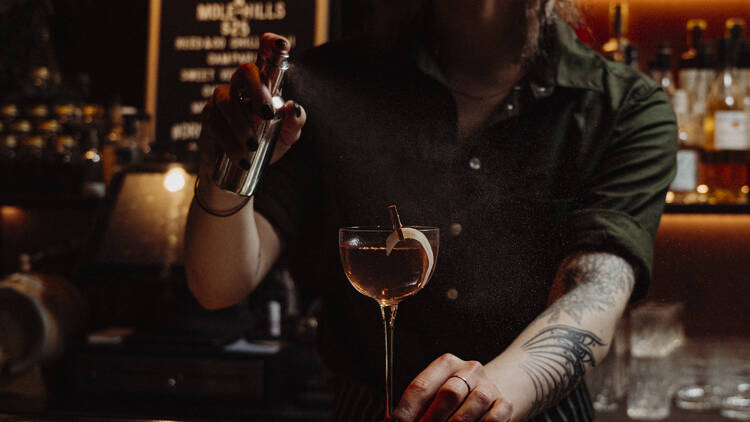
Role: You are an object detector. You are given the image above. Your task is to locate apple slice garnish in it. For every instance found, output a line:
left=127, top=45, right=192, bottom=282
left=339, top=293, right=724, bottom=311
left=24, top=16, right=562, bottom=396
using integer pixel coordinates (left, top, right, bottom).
left=385, top=205, right=434, bottom=283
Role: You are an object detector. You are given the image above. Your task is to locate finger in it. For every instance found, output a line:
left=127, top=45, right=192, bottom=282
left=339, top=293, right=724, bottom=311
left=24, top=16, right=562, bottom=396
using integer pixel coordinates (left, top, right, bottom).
left=447, top=386, right=496, bottom=422
left=230, top=63, right=274, bottom=124
left=197, top=101, right=218, bottom=169
left=202, top=96, right=249, bottom=168
left=419, top=376, right=472, bottom=422
left=479, top=398, right=513, bottom=422
left=213, top=85, right=257, bottom=158
left=259, top=33, right=291, bottom=61
left=392, top=354, right=464, bottom=422
left=271, top=100, right=306, bottom=164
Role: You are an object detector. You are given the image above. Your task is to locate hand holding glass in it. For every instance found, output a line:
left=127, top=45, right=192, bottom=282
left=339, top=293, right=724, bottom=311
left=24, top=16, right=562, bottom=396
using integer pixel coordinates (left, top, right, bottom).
left=339, top=225, right=439, bottom=418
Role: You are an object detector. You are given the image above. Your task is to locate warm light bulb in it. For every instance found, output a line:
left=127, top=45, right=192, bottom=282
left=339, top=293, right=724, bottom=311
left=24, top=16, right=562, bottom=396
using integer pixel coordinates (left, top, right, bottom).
left=84, top=149, right=101, bottom=162
left=164, top=167, right=187, bottom=192
left=665, top=191, right=675, bottom=203
left=741, top=185, right=749, bottom=194
left=696, top=184, right=709, bottom=194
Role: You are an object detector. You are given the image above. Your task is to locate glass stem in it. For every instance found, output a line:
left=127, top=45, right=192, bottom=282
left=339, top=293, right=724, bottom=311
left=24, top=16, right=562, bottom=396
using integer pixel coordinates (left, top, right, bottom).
left=381, top=304, right=398, bottom=418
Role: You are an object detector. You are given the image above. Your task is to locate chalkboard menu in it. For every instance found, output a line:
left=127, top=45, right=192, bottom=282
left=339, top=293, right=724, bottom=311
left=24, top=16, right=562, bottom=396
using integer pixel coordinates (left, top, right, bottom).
left=146, top=0, right=329, bottom=146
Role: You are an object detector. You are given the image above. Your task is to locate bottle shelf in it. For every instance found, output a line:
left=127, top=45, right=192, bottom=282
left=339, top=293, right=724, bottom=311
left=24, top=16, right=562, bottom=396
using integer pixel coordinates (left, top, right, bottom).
left=664, top=203, right=750, bottom=214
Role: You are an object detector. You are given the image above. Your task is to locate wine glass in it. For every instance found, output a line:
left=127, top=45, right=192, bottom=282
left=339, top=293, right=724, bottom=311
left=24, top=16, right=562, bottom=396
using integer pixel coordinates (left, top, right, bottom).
left=339, top=225, right=439, bottom=418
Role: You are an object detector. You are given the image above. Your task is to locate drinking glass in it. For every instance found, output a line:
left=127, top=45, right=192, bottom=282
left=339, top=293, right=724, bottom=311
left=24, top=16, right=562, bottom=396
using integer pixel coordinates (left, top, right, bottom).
left=627, top=302, right=684, bottom=420
left=339, top=226, right=439, bottom=418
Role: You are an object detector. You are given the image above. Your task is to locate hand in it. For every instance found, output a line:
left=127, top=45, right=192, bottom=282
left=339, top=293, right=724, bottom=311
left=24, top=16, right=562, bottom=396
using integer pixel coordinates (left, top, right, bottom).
left=392, top=353, right=513, bottom=422
left=198, top=33, right=307, bottom=174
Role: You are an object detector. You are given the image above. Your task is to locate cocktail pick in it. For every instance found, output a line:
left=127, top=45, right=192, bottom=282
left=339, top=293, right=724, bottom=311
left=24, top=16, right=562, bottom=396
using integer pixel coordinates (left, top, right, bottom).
left=385, top=205, right=435, bottom=283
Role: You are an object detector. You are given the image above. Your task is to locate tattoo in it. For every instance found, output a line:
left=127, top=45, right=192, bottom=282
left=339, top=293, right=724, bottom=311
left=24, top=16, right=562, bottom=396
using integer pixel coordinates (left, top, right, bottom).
left=521, top=325, right=605, bottom=417
left=539, top=252, right=635, bottom=324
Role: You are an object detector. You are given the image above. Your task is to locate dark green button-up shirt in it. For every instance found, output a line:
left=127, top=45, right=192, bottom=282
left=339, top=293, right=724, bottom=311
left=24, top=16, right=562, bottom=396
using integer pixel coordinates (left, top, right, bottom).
left=254, top=16, right=677, bottom=417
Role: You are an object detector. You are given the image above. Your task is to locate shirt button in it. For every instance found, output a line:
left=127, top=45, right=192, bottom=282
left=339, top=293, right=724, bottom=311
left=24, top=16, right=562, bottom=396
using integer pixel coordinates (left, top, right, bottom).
left=469, top=157, right=481, bottom=170
left=506, top=103, right=515, bottom=111
left=513, top=85, right=522, bottom=91
left=449, top=223, right=462, bottom=236
left=445, top=288, right=459, bottom=301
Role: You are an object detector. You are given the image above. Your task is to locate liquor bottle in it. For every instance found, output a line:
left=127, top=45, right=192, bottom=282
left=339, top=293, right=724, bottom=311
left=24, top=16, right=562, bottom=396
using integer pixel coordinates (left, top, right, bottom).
left=678, top=19, right=708, bottom=89
left=650, top=44, right=675, bottom=95
left=740, top=42, right=750, bottom=146
left=726, top=18, right=746, bottom=54
left=702, top=38, right=750, bottom=204
left=601, top=1, right=630, bottom=63
left=651, top=45, right=698, bottom=204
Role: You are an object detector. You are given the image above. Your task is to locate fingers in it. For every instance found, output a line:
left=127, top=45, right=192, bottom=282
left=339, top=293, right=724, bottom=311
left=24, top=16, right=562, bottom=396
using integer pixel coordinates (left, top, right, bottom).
left=199, top=98, right=248, bottom=169
left=479, top=399, right=513, bottom=422
left=446, top=385, right=497, bottom=422
left=421, top=362, right=483, bottom=422
left=420, top=376, right=472, bottom=421
left=392, top=354, right=464, bottom=422
left=259, top=33, right=291, bottom=60
left=198, top=32, right=302, bottom=171
left=271, top=100, right=306, bottom=164
left=230, top=62, right=274, bottom=125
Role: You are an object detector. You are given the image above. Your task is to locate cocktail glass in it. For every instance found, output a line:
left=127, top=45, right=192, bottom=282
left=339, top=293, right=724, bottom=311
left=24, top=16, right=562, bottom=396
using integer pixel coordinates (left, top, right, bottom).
left=339, top=225, right=439, bottom=418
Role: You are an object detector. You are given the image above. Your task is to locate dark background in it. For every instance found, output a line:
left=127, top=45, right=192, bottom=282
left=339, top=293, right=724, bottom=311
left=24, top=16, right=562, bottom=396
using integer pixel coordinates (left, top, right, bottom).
left=0, top=0, right=366, bottom=107
left=2, top=0, right=749, bottom=109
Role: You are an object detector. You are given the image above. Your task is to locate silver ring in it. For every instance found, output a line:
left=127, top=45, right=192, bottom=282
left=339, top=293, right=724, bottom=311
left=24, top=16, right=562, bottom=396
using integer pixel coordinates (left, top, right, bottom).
left=449, top=374, right=472, bottom=394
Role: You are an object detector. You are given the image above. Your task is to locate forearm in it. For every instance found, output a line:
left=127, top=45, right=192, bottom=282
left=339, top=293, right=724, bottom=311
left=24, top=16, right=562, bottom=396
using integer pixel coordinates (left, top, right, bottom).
left=184, top=172, right=282, bottom=309
left=485, top=252, right=635, bottom=421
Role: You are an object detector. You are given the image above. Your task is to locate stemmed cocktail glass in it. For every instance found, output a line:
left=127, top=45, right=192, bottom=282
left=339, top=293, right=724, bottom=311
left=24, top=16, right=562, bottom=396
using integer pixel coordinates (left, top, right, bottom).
left=338, top=207, right=439, bottom=419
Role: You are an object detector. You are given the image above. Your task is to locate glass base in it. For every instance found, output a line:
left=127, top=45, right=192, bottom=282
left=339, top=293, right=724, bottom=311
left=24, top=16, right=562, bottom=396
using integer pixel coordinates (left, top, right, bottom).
left=721, top=394, right=750, bottom=420
left=627, top=407, right=670, bottom=420
left=675, top=384, right=720, bottom=410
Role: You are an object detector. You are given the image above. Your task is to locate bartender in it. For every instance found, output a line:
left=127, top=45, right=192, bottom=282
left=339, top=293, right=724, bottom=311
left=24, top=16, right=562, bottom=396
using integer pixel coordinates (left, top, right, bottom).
left=184, top=0, right=677, bottom=420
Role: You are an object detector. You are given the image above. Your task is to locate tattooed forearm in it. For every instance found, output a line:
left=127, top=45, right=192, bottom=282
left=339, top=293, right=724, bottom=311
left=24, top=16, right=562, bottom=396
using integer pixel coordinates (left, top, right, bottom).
left=521, top=325, right=605, bottom=417
left=539, top=252, right=635, bottom=324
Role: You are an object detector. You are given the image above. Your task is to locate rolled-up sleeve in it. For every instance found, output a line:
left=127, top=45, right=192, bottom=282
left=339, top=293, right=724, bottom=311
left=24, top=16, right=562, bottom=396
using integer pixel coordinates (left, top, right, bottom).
left=566, top=80, right=678, bottom=301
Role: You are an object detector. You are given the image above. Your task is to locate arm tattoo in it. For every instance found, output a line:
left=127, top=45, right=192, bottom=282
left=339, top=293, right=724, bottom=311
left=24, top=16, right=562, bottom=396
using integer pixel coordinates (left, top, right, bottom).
left=521, top=325, right=605, bottom=417
left=539, top=252, right=635, bottom=324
